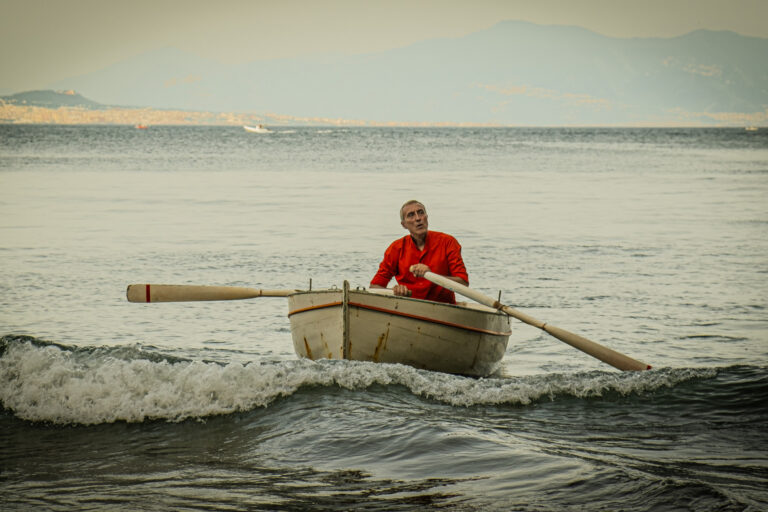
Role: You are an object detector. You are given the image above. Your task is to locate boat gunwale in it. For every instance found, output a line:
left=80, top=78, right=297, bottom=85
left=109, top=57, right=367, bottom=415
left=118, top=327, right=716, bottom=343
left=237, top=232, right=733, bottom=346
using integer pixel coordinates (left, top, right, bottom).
left=288, top=287, right=508, bottom=316
left=287, top=289, right=511, bottom=337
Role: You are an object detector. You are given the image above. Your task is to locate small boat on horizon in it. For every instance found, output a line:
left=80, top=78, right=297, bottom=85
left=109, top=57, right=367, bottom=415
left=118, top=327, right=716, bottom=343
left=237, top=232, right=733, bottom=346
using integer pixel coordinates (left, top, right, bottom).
left=244, top=124, right=272, bottom=133
left=745, top=126, right=758, bottom=131
left=135, top=124, right=149, bottom=130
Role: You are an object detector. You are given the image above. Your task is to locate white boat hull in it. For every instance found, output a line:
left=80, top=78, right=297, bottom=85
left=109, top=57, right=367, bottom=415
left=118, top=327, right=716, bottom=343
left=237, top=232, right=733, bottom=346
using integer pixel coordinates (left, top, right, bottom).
left=288, top=282, right=511, bottom=376
left=243, top=125, right=271, bottom=133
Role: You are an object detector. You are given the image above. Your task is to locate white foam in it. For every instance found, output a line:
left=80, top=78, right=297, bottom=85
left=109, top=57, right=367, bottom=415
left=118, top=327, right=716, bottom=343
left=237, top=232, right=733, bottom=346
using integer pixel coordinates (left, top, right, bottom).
left=0, top=342, right=307, bottom=424
left=0, top=341, right=717, bottom=425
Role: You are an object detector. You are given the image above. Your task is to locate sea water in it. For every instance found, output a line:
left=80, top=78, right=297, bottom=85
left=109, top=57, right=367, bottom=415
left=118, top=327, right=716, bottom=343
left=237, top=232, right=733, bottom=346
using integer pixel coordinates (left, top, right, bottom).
left=1, top=125, right=767, bottom=510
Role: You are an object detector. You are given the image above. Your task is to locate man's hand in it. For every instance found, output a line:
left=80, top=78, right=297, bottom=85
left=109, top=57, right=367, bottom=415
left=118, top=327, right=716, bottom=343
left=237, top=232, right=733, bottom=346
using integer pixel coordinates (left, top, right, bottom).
left=409, top=264, right=430, bottom=278
left=393, top=284, right=412, bottom=297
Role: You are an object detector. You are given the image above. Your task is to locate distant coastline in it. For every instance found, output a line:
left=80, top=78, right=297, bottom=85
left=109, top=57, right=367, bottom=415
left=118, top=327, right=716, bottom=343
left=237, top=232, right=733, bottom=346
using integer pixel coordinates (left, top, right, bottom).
left=0, top=90, right=504, bottom=128
left=1, top=90, right=764, bottom=128
left=0, top=104, right=509, bottom=128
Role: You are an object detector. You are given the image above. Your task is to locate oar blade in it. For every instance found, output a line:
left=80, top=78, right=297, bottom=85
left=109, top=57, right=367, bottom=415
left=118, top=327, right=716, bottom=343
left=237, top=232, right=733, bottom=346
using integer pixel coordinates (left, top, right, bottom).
left=127, top=284, right=295, bottom=303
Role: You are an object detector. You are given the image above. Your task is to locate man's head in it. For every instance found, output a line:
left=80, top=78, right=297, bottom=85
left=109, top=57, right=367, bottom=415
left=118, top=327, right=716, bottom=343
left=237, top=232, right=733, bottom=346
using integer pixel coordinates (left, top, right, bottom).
left=400, top=200, right=428, bottom=238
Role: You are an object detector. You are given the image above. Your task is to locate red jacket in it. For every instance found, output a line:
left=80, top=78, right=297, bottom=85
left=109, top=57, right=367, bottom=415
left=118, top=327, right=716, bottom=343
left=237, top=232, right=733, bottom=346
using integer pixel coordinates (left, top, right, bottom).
left=371, top=231, right=468, bottom=304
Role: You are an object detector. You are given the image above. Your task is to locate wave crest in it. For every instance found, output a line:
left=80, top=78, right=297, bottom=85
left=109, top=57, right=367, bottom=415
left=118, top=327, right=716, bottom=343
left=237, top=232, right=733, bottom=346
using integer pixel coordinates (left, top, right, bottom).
left=0, top=336, right=743, bottom=425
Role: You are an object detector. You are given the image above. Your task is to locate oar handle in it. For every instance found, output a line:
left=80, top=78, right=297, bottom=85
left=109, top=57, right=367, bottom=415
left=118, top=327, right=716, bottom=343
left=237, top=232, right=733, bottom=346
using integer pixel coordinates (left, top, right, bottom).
left=127, top=284, right=296, bottom=303
left=424, top=272, right=650, bottom=371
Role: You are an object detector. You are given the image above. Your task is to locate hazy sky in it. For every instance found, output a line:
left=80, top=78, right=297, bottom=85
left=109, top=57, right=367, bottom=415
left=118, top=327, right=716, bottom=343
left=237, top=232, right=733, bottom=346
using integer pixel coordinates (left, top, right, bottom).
left=2, top=0, right=767, bottom=92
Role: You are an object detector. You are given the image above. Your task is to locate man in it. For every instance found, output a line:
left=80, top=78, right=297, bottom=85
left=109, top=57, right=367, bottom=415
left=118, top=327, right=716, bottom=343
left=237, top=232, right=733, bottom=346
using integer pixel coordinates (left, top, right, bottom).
left=370, top=200, right=468, bottom=304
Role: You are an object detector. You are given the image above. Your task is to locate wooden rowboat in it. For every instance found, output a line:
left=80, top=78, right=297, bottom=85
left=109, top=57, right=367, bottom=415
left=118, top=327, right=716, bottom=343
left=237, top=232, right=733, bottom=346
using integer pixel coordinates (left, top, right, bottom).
left=288, top=281, right=511, bottom=377
left=127, top=275, right=650, bottom=373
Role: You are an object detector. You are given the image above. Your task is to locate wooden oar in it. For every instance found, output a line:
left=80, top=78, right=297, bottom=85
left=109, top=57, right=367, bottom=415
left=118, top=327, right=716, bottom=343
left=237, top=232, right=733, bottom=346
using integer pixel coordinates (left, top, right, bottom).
left=423, top=272, right=651, bottom=371
left=126, top=284, right=296, bottom=303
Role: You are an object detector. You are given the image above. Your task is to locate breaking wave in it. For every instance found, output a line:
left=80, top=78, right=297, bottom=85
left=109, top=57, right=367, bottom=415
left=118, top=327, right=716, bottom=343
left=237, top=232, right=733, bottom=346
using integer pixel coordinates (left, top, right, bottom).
left=1, top=335, right=762, bottom=425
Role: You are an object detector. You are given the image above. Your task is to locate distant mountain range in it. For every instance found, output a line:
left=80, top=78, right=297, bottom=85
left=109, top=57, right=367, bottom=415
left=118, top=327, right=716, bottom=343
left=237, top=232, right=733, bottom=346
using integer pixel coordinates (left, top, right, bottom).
left=1, top=89, right=106, bottom=109
left=9, top=21, right=768, bottom=125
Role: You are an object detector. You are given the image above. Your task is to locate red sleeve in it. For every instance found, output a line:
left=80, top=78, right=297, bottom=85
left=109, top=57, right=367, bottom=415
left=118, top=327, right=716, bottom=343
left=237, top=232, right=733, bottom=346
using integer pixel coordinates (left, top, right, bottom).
left=370, top=239, right=399, bottom=287
left=445, top=236, right=468, bottom=284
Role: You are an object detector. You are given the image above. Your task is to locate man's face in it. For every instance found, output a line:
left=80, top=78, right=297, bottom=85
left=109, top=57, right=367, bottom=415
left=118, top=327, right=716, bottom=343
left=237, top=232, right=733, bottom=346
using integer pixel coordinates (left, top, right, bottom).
left=401, top=203, right=428, bottom=237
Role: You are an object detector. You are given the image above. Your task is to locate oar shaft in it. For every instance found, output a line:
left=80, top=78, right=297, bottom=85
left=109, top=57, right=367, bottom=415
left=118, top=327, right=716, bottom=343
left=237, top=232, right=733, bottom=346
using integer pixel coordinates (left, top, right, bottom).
left=424, top=272, right=650, bottom=371
left=127, top=284, right=295, bottom=303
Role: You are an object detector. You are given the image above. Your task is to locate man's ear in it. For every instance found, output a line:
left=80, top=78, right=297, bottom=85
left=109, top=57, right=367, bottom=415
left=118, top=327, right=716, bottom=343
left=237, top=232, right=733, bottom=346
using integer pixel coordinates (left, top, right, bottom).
left=401, top=220, right=407, bottom=229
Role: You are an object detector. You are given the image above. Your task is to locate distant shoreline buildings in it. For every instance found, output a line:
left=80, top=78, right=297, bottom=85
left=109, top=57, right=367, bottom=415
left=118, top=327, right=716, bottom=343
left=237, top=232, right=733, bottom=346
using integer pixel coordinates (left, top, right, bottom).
left=0, top=101, right=506, bottom=127
left=0, top=90, right=764, bottom=128
left=0, top=90, right=505, bottom=127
